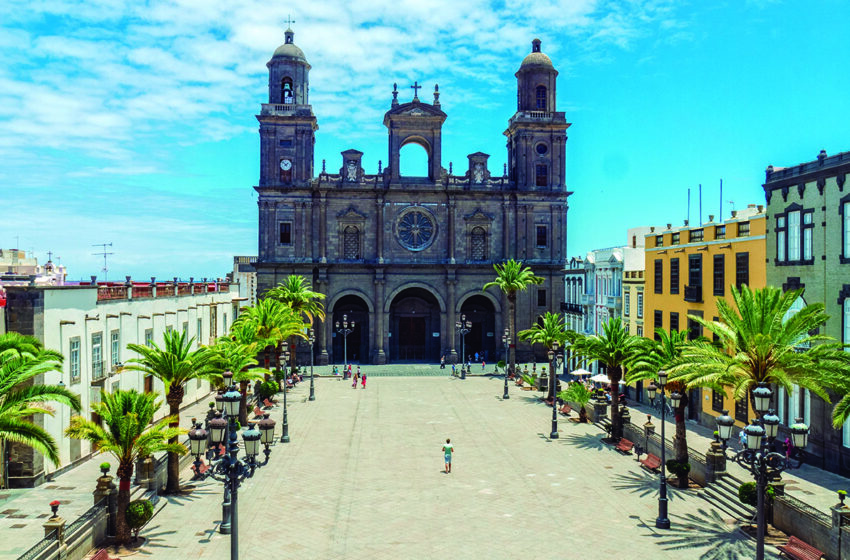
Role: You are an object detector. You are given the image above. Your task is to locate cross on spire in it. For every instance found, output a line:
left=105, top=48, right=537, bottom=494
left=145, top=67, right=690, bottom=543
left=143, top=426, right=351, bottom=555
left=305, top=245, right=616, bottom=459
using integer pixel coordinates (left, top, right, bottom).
left=285, top=14, right=295, bottom=28
left=410, top=81, right=422, bottom=99
left=47, top=250, right=53, bottom=262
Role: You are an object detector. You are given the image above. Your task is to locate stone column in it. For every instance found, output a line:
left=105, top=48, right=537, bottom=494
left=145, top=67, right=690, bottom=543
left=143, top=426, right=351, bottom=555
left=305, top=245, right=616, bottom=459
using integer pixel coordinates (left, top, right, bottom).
left=319, top=192, right=328, bottom=263
left=316, top=279, right=329, bottom=365
left=446, top=273, right=457, bottom=363
left=93, top=472, right=117, bottom=537
left=502, top=196, right=510, bottom=259
left=447, top=199, right=456, bottom=264
left=305, top=200, right=314, bottom=260
left=373, top=271, right=386, bottom=364
left=376, top=196, right=385, bottom=264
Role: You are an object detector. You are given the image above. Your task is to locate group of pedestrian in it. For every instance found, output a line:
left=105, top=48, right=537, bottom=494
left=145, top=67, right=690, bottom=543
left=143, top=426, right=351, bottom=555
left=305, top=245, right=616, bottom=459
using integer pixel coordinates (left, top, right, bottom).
left=351, top=365, right=367, bottom=389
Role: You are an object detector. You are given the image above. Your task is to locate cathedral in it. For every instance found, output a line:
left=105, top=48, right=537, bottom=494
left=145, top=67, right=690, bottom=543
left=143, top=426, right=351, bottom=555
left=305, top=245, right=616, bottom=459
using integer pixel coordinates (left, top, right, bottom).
left=254, top=28, right=570, bottom=365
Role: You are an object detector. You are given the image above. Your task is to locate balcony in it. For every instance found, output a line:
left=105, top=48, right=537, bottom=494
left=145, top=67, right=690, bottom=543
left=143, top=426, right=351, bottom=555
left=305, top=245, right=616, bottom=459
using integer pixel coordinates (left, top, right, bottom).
left=684, top=284, right=702, bottom=303
left=606, top=295, right=622, bottom=309
left=581, top=294, right=595, bottom=305
left=560, top=302, right=583, bottom=314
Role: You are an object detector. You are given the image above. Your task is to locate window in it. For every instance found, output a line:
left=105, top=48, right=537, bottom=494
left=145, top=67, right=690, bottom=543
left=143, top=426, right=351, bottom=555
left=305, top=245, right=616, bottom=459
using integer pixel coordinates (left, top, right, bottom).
left=737, top=221, right=750, bottom=236
left=535, top=164, right=548, bottom=187
left=776, top=215, right=786, bottom=261
left=689, top=229, right=704, bottom=242
left=715, top=225, right=726, bottom=239
left=144, top=328, right=153, bottom=348
left=223, top=313, right=228, bottom=331
left=670, top=258, right=680, bottom=294
left=110, top=330, right=120, bottom=369
left=536, top=225, right=548, bottom=248
left=653, top=310, right=663, bottom=339
left=735, top=396, right=748, bottom=423
left=637, top=292, right=643, bottom=318
left=279, top=222, right=292, bottom=245
left=688, top=254, right=702, bottom=287
left=654, top=259, right=663, bottom=294
left=537, top=289, right=546, bottom=307
left=344, top=226, right=360, bottom=259
left=843, top=199, right=850, bottom=259
left=535, top=86, right=547, bottom=110
left=788, top=210, right=801, bottom=260
left=713, top=254, right=725, bottom=296
left=471, top=227, right=486, bottom=260
left=655, top=235, right=664, bottom=247
left=165, top=325, right=173, bottom=335
left=91, top=333, right=103, bottom=380
left=712, top=316, right=719, bottom=342
left=70, top=338, right=81, bottom=381
left=687, top=314, right=702, bottom=340
left=281, top=77, right=294, bottom=103
left=670, top=312, right=679, bottom=332
left=636, top=325, right=643, bottom=337
left=182, top=322, right=189, bottom=339
left=624, top=292, right=630, bottom=316
left=144, top=375, right=153, bottom=393
left=210, top=306, right=218, bottom=340
left=845, top=297, right=850, bottom=350
left=712, top=390, right=724, bottom=413
left=735, top=252, right=749, bottom=288
left=671, top=233, right=680, bottom=245
left=803, top=212, right=813, bottom=261
left=197, top=318, right=203, bottom=344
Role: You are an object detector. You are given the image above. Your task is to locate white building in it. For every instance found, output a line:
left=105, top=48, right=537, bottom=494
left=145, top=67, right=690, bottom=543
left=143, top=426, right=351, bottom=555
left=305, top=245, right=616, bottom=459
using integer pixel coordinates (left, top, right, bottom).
left=3, top=279, right=239, bottom=487
left=231, top=256, right=258, bottom=307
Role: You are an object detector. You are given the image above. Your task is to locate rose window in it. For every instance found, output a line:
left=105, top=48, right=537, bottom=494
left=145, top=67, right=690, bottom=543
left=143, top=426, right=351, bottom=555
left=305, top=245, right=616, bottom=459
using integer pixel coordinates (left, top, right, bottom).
left=397, top=208, right=435, bottom=251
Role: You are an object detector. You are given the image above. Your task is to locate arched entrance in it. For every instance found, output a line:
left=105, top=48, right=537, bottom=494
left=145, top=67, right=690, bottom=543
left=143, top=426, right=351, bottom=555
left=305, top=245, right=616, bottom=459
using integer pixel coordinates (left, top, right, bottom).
left=389, top=288, right=441, bottom=362
left=332, top=295, right=369, bottom=365
left=459, top=295, right=496, bottom=363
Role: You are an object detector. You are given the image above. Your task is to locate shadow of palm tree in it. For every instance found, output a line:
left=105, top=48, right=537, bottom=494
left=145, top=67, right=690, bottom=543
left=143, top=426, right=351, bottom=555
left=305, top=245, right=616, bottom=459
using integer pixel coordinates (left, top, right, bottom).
left=630, top=507, right=758, bottom=560
left=132, top=526, right=179, bottom=553
left=610, top=471, right=678, bottom=501
left=561, top=432, right=607, bottom=451
left=162, top=484, right=218, bottom=506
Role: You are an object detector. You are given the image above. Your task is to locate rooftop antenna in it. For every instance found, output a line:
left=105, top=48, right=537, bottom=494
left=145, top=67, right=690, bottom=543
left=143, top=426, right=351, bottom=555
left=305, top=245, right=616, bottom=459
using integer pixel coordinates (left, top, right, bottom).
left=92, top=242, right=114, bottom=282
left=727, top=200, right=735, bottom=216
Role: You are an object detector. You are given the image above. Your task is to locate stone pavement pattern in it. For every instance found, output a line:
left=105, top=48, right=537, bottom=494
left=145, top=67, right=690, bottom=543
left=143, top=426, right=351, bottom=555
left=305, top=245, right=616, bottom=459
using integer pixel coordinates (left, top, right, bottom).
left=133, top=371, right=776, bottom=560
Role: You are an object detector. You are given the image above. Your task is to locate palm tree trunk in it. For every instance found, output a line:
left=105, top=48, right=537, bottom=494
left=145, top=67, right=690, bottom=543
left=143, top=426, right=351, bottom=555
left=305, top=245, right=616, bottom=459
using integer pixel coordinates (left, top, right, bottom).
left=115, top=462, right=133, bottom=546
left=165, top=387, right=183, bottom=494
left=508, top=293, right=517, bottom=378
left=673, top=397, right=688, bottom=463
left=610, top=366, right=622, bottom=439
left=239, top=380, right=249, bottom=426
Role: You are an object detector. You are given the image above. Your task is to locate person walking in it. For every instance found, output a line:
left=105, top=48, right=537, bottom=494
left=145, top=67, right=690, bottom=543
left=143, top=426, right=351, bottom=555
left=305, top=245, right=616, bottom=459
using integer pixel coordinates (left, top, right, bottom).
left=482, top=359, right=486, bottom=371
left=442, top=438, right=454, bottom=474
left=451, top=363, right=456, bottom=377
left=352, top=368, right=359, bottom=388
left=361, top=371, right=367, bottom=389
left=440, top=355, right=445, bottom=369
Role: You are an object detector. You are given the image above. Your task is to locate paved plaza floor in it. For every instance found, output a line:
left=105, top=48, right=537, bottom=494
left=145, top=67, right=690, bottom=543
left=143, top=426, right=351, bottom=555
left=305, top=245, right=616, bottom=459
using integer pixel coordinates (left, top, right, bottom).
left=130, top=371, right=773, bottom=560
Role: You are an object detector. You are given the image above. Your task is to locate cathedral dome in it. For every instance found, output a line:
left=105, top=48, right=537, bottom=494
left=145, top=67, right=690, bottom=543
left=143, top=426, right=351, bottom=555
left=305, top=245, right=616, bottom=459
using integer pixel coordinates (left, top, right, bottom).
left=519, top=38, right=553, bottom=69
left=271, top=28, right=307, bottom=62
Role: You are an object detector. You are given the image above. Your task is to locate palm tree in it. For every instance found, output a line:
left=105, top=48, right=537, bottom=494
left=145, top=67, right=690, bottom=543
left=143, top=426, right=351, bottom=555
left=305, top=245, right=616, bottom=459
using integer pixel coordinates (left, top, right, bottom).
left=627, top=328, right=691, bottom=462
left=65, top=390, right=184, bottom=545
left=518, top=312, right=568, bottom=401
left=674, top=285, right=850, bottom=428
left=483, top=259, right=544, bottom=379
left=208, top=334, right=266, bottom=425
left=124, top=330, right=217, bottom=494
left=571, top=317, right=641, bottom=440
left=234, top=299, right=305, bottom=371
left=0, top=337, right=81, bottom=484
left=558, top=382, right=592, bottom=422
left=265, top=275, right=325, bottom=370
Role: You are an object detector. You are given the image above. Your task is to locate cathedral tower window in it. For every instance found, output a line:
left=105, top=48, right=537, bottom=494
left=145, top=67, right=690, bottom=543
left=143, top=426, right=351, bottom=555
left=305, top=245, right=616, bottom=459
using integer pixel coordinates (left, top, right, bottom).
left=282, top=78, right=294, bottom=104
left=279, top=222, right=292, bottom=245
left=536, top=86, right=547, bottom=110
left=535, top=164, right=548, bottom=187
left=536, top=225, right=548, bottom=248
left=344, top=226, right=360, bottom=259
left=471, top=227, right=487, bottom=261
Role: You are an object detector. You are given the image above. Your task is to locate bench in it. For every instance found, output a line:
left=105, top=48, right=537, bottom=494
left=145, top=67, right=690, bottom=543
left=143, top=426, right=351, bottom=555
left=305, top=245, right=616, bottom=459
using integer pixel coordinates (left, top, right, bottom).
left=640, top=453, right=662, bottom=472
left=190, top=462, right=210, bottom=477
left=777, top=535, right=824, bottom=560
left=262, top=398, right=276, bottom=408
left=558, top=404, right=572, bottom=416
left=515, top=379, right=524, bottom=387
left=615, top=438, right=634, bottom=454
left=253, top=406, right=267, bottom=418
left=91, top=550, right=119, bottom=560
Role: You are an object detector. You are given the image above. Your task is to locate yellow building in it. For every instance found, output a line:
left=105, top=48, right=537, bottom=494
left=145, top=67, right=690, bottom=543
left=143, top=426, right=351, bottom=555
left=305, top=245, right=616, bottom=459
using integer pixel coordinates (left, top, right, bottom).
left=644, top=204, right=766, bottom=428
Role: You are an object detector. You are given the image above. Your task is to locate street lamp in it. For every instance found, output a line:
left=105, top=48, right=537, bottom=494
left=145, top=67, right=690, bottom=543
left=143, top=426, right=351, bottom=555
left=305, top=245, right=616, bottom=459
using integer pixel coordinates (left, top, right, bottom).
left=280, top=350, right=290, bottom=443
left=549, top=342, right=563, bottom=439
left=646, top=369, right=680, bottom=529
left=335, top=314, right=354, bottom=377
left=307, top=328, right=316, bottom=401
left=455, top=314, right=471, bottom=380
left=715, top=383, right=809, bottom=560
left=501, top=328, right=510, bottom=399
left=186, top=372, right=274, bottom=560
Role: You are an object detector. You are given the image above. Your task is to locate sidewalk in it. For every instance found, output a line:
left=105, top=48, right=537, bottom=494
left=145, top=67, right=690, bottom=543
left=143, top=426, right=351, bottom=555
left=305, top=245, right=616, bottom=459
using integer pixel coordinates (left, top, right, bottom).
left=625, top=397, right=849, bottom=513
left=0, top=393, right=216, bottom=559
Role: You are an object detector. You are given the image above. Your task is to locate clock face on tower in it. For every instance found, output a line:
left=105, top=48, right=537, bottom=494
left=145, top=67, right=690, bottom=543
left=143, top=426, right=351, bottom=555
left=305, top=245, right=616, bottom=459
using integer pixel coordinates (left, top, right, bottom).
left=280, top=159, right=292, bottom=171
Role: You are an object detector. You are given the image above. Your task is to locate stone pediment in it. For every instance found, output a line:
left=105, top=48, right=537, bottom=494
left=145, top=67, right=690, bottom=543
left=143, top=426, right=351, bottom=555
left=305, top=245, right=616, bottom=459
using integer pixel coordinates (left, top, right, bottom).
left=337, top=207, right=367, bottom=222
left=463, top=209, right=494, bottom=223
left=384, top=101, right=447, bottom=122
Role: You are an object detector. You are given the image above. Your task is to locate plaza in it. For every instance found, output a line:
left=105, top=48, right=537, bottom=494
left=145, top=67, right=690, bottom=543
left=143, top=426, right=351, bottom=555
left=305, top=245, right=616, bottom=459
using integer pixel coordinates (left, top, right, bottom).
left=109, top=370, right=773, bottom=559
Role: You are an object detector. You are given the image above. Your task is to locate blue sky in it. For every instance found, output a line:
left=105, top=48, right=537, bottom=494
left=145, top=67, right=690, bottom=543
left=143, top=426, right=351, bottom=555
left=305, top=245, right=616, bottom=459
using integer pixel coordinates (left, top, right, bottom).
left=1, top=0, right=849, bottom=281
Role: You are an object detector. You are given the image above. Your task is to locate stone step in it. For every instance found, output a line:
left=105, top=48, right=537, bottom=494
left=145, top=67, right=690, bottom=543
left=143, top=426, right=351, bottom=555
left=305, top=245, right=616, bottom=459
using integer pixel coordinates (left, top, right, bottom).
left=700, top=484, right=755, bottom=521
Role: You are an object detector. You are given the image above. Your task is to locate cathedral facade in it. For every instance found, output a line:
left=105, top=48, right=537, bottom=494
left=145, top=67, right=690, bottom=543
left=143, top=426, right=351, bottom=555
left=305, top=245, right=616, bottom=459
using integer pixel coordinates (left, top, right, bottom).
left=254, top=29, right=570, bottom=365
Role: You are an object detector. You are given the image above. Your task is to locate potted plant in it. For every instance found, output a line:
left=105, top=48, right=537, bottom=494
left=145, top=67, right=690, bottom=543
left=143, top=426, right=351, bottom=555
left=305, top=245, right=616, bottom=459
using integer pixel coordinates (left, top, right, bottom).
left=838, top=490, right=847, bottom=507
left=49, top=500, right=60, bottom=518
left=126, top=499, right=154, bottom=541
left=497, top=360, right=506, bottom=375
left=99, top=462, right=111, bottom=476
left=738, top=482, right=775, bottom=507
left=520, top=373, right=536, bottom=391
left=558, top=382, right=592, bottom=423
left=666, top=460, right=691, bottom=488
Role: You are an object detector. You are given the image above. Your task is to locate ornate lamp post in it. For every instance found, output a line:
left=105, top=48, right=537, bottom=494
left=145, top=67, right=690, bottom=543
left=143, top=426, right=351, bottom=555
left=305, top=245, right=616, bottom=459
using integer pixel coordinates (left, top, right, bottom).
left=548, top=342, right=563, bottom=439
left=501, top=328, right=510, bottom=399
left=455, top=314, right=471, bottom=380
left=335, top=314, right=354, bottom=376
left=646, top=370, right=681, bottom=529
left=186, top=371, right=274, bottom=560
left=280, top=350, right=290, bottom=443
left=307, top=328, right=316, bottom=401
left=715, top=383, right=809, bottom=560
